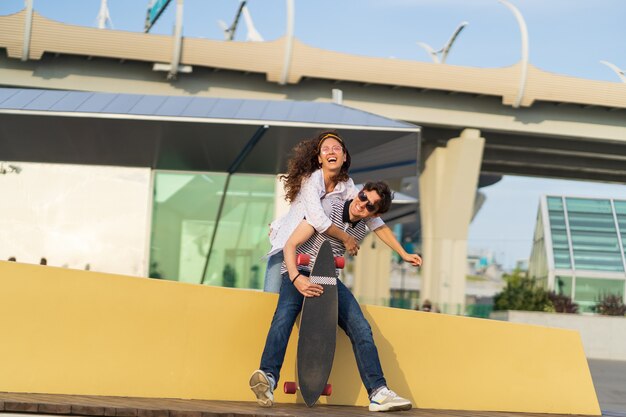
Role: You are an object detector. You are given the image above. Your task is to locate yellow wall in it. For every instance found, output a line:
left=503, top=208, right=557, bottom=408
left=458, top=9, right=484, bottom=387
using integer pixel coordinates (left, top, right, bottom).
left=0, top=261, right=600, bottom=414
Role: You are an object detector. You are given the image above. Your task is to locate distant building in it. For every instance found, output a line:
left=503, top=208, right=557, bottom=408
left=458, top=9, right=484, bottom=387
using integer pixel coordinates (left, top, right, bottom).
left=515, top=258, right=529, bottom=271
left=529, top=196, right=626, bottom=312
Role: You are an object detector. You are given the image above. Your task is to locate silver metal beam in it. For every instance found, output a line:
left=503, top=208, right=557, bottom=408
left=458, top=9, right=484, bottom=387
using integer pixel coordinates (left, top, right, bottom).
left=498, top=0, right=529, bottom=108
left=21, top=0, right=34, bottom=61
left=279, top=0, right=295, bottom=85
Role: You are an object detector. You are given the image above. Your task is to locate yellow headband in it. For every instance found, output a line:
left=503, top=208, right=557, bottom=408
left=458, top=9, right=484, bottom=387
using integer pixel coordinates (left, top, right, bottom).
left=317, top=133, right=343, bottom=152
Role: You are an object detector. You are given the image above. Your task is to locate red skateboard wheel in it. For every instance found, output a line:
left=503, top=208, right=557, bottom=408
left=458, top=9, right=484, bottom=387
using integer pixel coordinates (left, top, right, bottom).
left=284, top=381, right=297, bottom=394
left=296, top=253, right=311, bottom=266
left=334, top=257, right=345, bottom=269
left=322, top=383, right=332, bottom=396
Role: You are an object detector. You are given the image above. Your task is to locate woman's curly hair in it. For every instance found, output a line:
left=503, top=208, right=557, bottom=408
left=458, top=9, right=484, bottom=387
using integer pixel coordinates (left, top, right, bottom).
left=280, top=131, right=351, bottom=203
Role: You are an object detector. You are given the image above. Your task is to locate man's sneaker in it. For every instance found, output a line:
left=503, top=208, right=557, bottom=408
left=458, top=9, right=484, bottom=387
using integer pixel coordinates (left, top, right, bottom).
left=369, top=387, right=412, bottom=412
left=249, top=370, right=275, bottom=407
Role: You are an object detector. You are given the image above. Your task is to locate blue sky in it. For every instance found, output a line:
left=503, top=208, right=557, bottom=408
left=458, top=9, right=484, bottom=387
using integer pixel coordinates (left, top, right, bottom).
left=2, top=0, right=626, bottom=268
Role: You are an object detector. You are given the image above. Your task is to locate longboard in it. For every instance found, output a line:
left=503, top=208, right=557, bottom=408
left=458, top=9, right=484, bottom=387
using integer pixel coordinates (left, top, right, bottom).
left=284, top=240, right=340, bottom=407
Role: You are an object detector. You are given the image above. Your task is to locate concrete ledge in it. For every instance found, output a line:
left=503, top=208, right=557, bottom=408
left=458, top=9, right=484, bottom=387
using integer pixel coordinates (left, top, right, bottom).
left=0, top=261, right=600, bottom=414
left=491, top=310, right=626, bottom=361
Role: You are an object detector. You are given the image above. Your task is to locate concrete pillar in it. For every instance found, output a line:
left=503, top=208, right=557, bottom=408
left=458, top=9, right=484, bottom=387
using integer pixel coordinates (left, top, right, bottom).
left=352, top=233, right=392, bottom=306
left=419, top=128, right=485, bottom=314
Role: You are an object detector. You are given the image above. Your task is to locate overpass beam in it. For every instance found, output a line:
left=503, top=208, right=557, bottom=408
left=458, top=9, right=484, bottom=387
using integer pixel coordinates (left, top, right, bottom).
left=419, top=128, right=485, bottom=314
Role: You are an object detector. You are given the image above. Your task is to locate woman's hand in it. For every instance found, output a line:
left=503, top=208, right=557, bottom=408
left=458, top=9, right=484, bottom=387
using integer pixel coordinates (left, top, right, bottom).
left=293, top=275, right=324, bottom=297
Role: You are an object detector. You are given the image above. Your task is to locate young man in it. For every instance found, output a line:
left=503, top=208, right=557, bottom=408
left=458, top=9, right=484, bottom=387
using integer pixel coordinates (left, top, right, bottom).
left=250, top=181, right=422, bottom=412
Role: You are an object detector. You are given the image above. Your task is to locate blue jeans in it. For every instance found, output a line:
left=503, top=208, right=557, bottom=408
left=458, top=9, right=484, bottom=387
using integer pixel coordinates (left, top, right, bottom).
left=263, top=251, right=284, bottom=293
left=259, top=272, right=386, bottom=396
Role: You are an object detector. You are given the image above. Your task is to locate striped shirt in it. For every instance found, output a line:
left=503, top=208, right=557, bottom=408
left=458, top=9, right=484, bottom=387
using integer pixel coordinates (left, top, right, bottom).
left=280, top=198, right=372, bottom=275
left=267, top=169, right=384, bottom=256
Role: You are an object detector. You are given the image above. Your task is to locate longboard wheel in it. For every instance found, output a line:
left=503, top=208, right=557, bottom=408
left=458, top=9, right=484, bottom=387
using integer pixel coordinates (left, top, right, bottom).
left=284, top=381, right=297, bottom=394
left=296, top=253, right=311, bottom=266
left=334, top=257, right=345, bottom=269
left=322, top=383, right=332, bottom=396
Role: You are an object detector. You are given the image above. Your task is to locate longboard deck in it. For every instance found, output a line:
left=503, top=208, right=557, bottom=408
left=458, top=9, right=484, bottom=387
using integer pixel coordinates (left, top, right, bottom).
left=297, top=240, right=338, bottom=407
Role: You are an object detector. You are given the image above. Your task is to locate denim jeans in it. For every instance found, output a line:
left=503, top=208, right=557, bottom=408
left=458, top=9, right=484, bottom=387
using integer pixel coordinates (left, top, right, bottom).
left=259, top=272, right=386, bottom=396
left=263, top=251, right=284, bottom=293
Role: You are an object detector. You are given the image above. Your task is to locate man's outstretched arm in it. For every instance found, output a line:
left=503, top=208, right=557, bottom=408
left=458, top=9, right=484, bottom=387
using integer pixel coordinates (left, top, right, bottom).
left=373, top=225, right=422, bottom=267
left=283, top=220, right=325, bottom=297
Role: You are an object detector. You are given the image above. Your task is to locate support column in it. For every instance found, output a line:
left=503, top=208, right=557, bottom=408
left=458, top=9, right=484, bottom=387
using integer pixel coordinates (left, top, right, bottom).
left=419, top=128, right=485, bottom=314
left=352, top=233, right=392, bottom=306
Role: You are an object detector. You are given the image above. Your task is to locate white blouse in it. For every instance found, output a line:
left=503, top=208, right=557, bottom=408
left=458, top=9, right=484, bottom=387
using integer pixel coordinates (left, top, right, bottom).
left=267, top=169, right=384, bottom=256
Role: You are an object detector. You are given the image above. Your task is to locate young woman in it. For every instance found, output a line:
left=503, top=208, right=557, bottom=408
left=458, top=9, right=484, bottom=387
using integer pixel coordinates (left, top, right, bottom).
left=264, top=131, right=420, bottom=293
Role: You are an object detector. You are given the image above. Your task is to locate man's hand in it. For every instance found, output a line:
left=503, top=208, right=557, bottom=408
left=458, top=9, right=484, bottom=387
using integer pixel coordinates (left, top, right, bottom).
left=402, top=253, right=422, bottom=267
left=343, top=235, right=360, bottom=256
left=293, top=275, right=324, bottom=298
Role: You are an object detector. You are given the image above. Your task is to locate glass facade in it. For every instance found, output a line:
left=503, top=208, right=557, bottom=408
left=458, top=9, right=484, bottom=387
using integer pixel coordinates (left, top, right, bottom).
left=565, top=198, right=623, bottom=272
left=532, top=196, right=626, bottom=313
left=547, top=197, right=571, bottom=269
left=615, top=201, right=626, bottom=253
left=575, top=277, right=624, bottom=312
left=546, top=196, right=626, bottom=273
left=150, top=171, right=274, bottom=289
left=555, top=275, right=572, bottom=297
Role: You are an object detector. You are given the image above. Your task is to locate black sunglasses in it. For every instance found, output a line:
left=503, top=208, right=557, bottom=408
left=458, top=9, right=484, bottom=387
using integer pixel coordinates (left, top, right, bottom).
left=358, top=190, right=377, bottom=212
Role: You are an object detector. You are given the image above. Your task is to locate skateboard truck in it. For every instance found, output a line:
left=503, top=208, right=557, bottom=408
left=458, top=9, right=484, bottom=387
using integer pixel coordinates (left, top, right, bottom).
left=283, top=381, right=332, bottom=396
left=296, top=253, right=345, bottom=269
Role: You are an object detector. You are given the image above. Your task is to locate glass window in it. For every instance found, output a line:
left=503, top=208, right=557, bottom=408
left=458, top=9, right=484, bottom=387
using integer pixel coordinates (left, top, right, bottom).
left=570, top=231, right=620, bottom=252
left=567, top=212, right=616, bottom=233
left=555, top=275, right=572, bottom=298
left=565, top=198, right=612, bottom=214
left=549, top=212, right=566, bottom=229
left=547, top=197, right=563, bottom=211
left=551, top=231, right=569, bottom=250
left=614, top=200, right=626, bottom=216
left=150, top=171, right=274, bottom=290
left=202, top=174, right=275, bottom=289
left=150, top=171, right=228, bottom=283
left=572, top=251, right=624, bottom=272
left=570, top=230, right=623, bottom=272
left=574, top=277, right=625, bottom=313
left=553, top=249, right=571, bottom=269
left=547, top=197, right=570, bottom=269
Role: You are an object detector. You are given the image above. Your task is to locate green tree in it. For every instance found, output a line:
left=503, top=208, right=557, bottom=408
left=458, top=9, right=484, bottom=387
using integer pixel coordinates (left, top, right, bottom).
left=493, top=270, right=551, bottom=312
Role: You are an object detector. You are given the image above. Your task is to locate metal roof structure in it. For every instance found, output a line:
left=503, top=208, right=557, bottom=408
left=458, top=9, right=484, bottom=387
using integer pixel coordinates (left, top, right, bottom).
left=0, top=87, right=420, bottom=181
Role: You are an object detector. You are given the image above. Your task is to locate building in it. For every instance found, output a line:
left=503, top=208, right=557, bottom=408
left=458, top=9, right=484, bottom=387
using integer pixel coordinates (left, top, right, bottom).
left=0, top=87, right=420, bottom=305
left=529, top=195, right=626, bottom=312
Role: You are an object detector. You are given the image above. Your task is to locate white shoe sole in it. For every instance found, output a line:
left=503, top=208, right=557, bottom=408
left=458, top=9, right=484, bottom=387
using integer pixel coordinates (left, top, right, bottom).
left=249, top=370, right=273, bottom=407
left=369, top=401, right=412, bottom=412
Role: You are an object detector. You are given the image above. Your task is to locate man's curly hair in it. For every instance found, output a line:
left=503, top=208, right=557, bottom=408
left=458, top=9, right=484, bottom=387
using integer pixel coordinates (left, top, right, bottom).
left=279, top=131, right=351, bottom=203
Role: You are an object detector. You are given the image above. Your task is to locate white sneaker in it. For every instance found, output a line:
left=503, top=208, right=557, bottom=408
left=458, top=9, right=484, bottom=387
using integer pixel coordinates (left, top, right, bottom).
left=249, top=369, right=275, bottom=407
left=369, top=387, right=412, bottom=412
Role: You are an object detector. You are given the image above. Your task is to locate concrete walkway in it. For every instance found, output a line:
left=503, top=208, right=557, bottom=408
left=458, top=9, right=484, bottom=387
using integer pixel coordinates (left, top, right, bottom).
left=588, top=359, right=626, bottom=415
